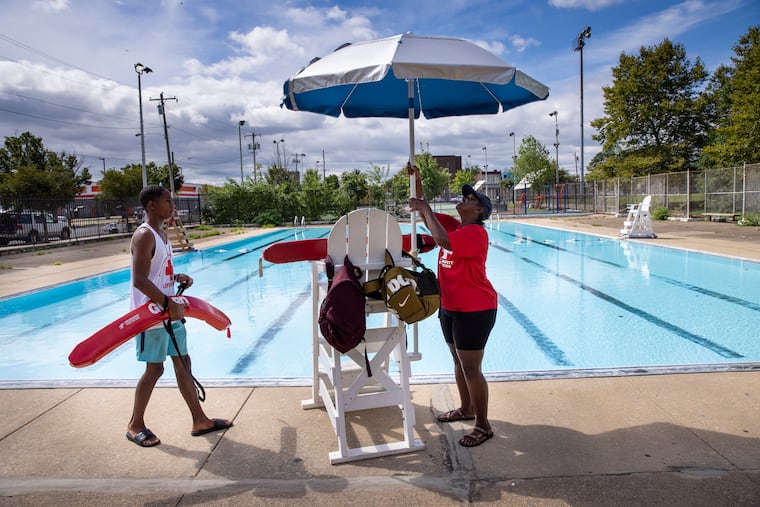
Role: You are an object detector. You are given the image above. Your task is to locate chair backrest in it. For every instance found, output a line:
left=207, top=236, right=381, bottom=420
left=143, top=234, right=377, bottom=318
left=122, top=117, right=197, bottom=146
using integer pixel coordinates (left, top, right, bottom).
left=327, top=208, right=404, bottom=280
left=639, top=195, right=652, bottom=212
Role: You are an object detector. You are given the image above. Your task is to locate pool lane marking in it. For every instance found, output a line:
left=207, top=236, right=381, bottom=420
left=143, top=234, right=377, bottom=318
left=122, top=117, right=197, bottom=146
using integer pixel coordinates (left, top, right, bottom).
left=496, top=291, right=574, bottom=367
left=229, top=284, right=312, bottom=374
left=496, top=229, right=760, bottom=313
left=221, top=230, right=309, bottom=261
left=491, top=243, right=743, bottom=359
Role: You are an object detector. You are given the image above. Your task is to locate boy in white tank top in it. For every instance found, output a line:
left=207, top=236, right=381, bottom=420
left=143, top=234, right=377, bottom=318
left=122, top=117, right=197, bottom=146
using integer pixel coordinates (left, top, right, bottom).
left=125, top=185, right=232, bottom=447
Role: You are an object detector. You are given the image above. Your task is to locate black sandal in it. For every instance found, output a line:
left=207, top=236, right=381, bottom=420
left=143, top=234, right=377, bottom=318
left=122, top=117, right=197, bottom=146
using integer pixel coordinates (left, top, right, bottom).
left=459, top=427, right=494, bottom=447
left=436, top=408, right=476, bottom=423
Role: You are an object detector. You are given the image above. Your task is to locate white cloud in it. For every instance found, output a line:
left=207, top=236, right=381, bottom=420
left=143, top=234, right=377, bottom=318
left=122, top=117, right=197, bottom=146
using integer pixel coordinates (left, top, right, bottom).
left=510, top=35, right=541, bottom=53
left=549, top=0, right=624, bottom=10
left=32, top=0, right=69, bottom=13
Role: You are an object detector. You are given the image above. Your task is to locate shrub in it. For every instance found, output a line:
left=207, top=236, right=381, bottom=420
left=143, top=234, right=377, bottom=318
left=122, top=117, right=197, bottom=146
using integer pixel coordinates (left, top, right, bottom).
left=738, top=213, right=760, bottom=226
left=652, top=206, right=669, bottom=220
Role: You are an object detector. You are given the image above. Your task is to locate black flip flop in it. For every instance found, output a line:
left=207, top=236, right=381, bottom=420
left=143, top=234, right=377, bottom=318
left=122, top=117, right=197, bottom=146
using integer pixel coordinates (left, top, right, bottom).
left=191, top=418, right=233, bottom=437
left=126, top=428, right=160, bottom=447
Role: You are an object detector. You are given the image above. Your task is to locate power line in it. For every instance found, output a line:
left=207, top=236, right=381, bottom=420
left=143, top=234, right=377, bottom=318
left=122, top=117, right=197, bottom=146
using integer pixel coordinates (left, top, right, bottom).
left=0, top=107, right=137, bottom=130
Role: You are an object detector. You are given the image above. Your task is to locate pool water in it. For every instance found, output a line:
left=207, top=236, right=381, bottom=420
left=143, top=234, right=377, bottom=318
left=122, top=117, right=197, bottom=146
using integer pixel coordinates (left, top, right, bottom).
left=1, top=222, right=759, bottom=386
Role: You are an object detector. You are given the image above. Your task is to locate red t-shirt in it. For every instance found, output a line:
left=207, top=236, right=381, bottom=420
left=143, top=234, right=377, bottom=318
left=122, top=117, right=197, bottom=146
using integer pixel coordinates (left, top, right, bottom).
left=434, top=213, right=497, bottom=312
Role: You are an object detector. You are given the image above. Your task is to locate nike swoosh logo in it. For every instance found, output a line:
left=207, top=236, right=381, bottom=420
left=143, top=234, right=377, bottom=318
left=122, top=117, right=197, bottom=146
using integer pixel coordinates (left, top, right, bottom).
left=398, top=294, right=411, bottom=307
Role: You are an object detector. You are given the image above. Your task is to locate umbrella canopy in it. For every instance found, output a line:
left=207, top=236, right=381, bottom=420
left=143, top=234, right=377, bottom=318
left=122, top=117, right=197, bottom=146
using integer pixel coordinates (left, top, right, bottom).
left=282, top=33, right=549, bottom=119
left=281, top=33, right=549, bottom=244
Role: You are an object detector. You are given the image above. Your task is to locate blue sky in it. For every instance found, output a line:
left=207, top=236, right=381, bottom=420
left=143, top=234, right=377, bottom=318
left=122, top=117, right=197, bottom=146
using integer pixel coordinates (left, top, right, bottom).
left=0, top=0, right=755, bottom=185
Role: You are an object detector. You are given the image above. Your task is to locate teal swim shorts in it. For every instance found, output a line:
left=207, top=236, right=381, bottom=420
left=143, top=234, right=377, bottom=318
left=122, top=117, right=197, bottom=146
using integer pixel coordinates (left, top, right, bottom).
left=136, top=321, right=188, bottom=362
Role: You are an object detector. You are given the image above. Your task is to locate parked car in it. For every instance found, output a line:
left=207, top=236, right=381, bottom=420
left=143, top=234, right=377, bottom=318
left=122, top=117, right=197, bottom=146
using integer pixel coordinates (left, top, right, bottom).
left=102, top=223, right=120, bottom=234
left=0, top=211, right=71, bottom=244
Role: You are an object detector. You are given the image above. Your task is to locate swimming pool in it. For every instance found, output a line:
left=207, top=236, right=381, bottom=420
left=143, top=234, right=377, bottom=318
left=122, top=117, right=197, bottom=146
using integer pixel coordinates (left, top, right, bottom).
left=1, top=221, right=759, bottom=387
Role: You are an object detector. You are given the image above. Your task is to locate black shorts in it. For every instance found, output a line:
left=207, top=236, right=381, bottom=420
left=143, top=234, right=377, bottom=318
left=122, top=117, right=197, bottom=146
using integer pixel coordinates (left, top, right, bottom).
left=439, top=308, right=497, bottom=351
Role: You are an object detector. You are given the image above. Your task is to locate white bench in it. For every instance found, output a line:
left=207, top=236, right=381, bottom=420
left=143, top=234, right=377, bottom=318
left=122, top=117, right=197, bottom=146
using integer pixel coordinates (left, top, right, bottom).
left=703, top=213, right=740, bottom=222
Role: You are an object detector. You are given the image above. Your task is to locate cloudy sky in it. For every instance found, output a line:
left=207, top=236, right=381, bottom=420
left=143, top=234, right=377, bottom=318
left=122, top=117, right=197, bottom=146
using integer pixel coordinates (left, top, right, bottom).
left=0, top=0, right=754, bottom=186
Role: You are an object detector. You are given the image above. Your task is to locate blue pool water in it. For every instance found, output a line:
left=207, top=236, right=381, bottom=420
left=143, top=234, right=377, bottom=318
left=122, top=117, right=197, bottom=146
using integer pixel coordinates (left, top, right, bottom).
left=1, top=222, right=759, bottom=386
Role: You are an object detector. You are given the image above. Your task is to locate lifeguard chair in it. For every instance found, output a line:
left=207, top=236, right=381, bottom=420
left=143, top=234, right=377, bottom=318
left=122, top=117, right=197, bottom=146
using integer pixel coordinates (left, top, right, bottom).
left=301, top=208, right=424, bottom=464
left=620, top=195, right=657, bottom=239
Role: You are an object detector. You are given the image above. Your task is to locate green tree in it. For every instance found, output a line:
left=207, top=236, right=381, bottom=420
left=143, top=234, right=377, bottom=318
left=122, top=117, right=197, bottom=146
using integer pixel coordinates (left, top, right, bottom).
left=702, top=26, right=760, bottom=166
left=415, top=152, right=450, bottom=199
left=302, top=168, right=329, bottom=220
left=512, top=135, right=553, bottom=190
left=98, top=163, right=145, bottom=199
left=340, top=170, right=368, bottom=209
left=0, top=132, right=91, bottom=211
left=450, top=167, right=479, bottom=195
left=590, top=39, right=710, bottom=176
left=366, top=164, right=391, bottom=207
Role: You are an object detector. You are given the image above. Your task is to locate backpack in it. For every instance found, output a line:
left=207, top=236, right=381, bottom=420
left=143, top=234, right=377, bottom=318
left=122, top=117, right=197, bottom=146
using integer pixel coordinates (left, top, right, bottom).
left=318, top=255, right=368, bottom=354
left=364, top=250, right=440, bottom=324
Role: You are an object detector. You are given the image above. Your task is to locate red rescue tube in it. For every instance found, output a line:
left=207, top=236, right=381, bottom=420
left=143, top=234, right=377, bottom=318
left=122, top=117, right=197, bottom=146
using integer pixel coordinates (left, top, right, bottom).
left=261, top=233, right=437, bottom=265
left=68, top=295, right=231, bottom=368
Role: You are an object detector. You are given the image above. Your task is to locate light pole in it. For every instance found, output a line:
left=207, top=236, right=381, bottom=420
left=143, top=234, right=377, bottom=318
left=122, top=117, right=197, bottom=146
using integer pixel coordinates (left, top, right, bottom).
left=134, top=63, right=152, bottom=188
left=508, top=131, right=516, bottom=164
left=293, top=153, right=306, bottom=183
left=273, top=139, right=285, bottom=169
left=481, top=146, right=488, bottom=171
left=248, top=132, right=260, bottom=182
left=467, top=154, right=471, bottom=169
left=549, top=111, right=559, bottom=183
left=99, top=157, right=106, bottom=174
left=574, top=26, right=591, bottom=186
left=574, top=152, right=579, bottom=180
left=316, top=160, right=322, bottom=179
left=238, top=120, right=246, bottom=183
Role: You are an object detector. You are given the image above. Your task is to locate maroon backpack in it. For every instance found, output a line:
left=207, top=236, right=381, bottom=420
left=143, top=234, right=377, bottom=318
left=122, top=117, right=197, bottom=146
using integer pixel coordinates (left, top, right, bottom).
left=318, top=255, right=371, bottom=374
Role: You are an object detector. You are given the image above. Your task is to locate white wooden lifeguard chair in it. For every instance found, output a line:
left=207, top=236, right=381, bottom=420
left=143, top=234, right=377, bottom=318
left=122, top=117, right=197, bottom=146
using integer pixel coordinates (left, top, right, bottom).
left=620, top=195, right=657, bottom=239
left=301, top=208, right=425, bottom=464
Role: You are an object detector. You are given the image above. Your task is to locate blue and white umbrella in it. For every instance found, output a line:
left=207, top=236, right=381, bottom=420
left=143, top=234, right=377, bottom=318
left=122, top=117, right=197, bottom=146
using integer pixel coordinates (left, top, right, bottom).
left=281, top=33, right=549, bottom=237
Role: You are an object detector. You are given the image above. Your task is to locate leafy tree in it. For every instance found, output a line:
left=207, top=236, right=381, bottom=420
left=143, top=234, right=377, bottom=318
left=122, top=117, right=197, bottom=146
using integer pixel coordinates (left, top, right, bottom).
left=302, top=168, right=329, bottom=220
left=415, top=152, right=450, bottom=199
left=590, top=39, right=710, bottom=176
left=366, top=164, right=391, bottom=207
left=0, top=132, right=91, bottom=211
left=98, top=163, right=145, bottom=199
left=265, top=163, right=290, bottom=186
left=702, top=26, right=760, bottom=166
left=512, top=135, right=553, bottom=190
left=340, top=170, right=368, bottom=209
left=450, top=167, right=478, bottom=195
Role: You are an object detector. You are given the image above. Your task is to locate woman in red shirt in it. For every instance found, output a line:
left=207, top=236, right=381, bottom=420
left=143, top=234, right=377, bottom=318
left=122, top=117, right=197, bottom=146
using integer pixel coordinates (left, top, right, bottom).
left=407, top=165, right=497, bottom=447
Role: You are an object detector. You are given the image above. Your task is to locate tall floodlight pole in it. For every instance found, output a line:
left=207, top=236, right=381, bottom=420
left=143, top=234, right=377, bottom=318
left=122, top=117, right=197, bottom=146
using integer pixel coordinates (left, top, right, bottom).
left=238, top=120, right=246, bottom=183
left=134, top=63, right=152, bottom=188
left=481, top=146, right=488, bottom=171
left=574, top=26, right=591, bottom=186
left=508, top=131, right=516, bottom=164
left=273, top=139, right=285, bottom=169
left=549, top=111, right=559, bottom=183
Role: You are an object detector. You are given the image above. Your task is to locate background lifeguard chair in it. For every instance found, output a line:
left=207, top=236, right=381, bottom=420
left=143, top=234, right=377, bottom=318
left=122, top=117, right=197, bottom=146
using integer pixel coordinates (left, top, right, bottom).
left=620, top=195, right=657, bottom=238
left=301, top=208, right=424, bottom=463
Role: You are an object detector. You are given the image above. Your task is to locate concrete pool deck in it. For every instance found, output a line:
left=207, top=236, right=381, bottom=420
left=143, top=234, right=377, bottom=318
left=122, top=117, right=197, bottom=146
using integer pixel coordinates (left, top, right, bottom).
left=1, top=216, right=759, bottom=505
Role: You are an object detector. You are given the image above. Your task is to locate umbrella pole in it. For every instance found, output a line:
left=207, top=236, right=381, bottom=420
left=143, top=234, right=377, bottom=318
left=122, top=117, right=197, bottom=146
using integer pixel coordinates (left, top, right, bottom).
left=408, top=79, right=417, bottom=240
left=407, top=79, right=422, bottom=359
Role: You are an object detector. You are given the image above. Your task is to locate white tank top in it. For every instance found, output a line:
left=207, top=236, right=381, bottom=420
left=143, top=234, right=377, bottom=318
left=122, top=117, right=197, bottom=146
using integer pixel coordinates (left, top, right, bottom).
left=130, top=223, right=174, bottom=311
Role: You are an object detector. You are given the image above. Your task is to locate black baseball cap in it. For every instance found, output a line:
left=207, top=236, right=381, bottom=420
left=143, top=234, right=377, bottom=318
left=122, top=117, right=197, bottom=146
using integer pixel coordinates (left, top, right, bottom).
left=462, top=184, right=492, bottom=220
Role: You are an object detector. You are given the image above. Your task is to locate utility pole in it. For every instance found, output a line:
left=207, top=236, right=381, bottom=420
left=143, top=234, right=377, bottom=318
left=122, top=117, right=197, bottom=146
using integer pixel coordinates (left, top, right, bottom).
left=246, top=132, right=260, bottom=182
left=151, top=92, right=178, bottom=196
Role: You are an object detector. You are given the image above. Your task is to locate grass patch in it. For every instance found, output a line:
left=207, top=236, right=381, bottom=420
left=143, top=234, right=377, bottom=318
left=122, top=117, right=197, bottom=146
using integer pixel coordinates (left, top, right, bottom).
left=35, top=250, right=46, bottom=256
left=0, top=264, right=11, bottom=270
left=53, top=261, right=62, bottom=266
left=189, top=230, right=222, bottom=240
